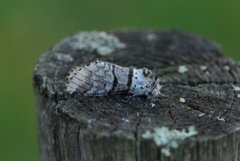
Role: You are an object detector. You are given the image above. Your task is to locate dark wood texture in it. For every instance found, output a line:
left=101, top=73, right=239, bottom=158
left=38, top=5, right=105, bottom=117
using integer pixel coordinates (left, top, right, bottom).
left=33, top=30, right=240, bottom=161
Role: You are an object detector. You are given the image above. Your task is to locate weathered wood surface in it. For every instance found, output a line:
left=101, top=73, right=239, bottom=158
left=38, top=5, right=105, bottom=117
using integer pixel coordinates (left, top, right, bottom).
left=33, top=30, right=240, bottom=161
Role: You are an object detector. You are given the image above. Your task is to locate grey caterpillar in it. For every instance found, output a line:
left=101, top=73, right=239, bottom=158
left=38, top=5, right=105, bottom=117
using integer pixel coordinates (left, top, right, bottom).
left=65, top=60, right=161, bottom=99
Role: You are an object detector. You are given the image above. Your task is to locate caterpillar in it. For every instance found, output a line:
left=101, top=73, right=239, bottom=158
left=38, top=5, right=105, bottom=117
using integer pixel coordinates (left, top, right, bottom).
left=65, top=60, right=161, bottom=99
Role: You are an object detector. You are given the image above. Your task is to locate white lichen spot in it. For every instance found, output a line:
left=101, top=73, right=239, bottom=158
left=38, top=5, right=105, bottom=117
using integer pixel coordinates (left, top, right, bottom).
left=87, top=120, right=92, bottom=124
left=150, top=103, right=156, bottom=107
left=146, top=33, right=157, bottom=41
left=179, top=97, right=186, bottom=103
left=237, top=94, right=240, bottom=98
left=233, top=85, right=240, bottom=91
left=216, top=116, right=225, bottom=122
left=205, top=71, right=210, bottom=75
left=178, top=65, right=189, bottom=74
left=42, top=76, right=48, bottom=88
left=53, top=53, right=74, bottom=63
left=87, top=118, right=96, bottom=124
left=142, top=126, right=198, bottom=157
left=96, top=46, right=114, bottom=56
left=223, top=65, right=230, bottom=71
left=198, top=113, right=205, bottom=117
left=70, top=31, right=125, bottom=56
left=200, top=65, right=207, bottom=71
left=122, top=118, right=130, bottom=123
left=147, top=117, right=151, bottom=123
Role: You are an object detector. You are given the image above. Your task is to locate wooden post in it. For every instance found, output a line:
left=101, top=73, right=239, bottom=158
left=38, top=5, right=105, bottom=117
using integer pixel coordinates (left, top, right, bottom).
left=33, top=30, right=240, bottom=161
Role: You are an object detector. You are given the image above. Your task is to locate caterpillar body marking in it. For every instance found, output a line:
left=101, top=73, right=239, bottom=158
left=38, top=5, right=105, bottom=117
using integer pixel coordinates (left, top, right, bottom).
left=65, top=60, right=161, bottom=99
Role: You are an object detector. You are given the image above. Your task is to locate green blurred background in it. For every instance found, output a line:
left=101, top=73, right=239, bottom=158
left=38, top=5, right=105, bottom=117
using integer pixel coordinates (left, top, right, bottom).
left=0, top=0, right=240, bottom=161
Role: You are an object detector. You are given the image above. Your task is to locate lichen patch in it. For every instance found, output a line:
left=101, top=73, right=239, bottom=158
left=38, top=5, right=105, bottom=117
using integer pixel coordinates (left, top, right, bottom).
left=198, top=113, right=205, bottom=117
left=142, top=126, right=197, bottom=156
left=216, top=116, right=225, bottom=122
left=178, top=65, right=189, bottom=74
left=200, top=65, right=207, bottom=71
left=233, top=85, right=240, bottom=91
left=179, top=97, right=186, bottom=103
left=150, top=103, right=156, bottom=107
left=53, top=53, right=74, bottom=63
left=146, top=33, right=157, bottom=41
left=223, top=65, right=230, bottom=71
left=70, top=31, right=125, bottom=56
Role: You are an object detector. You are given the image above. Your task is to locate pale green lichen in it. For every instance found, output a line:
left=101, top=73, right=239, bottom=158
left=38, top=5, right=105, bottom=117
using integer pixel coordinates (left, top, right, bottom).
left=233, top=85, right=240, bottom=91
left=216, top=116, right=225, bottom=122
left=70, top=31, right=125, bottom=56
left=142, top=126, right=198, bottom=157
left=179, top=97, right=186, bottom=103
left=200, top=65, right=207, bottom=71
left=146, top=33, right=157, bottom=41
left=53, top=53, right=74, bottom=63
left=178, top=65, right=189, bottom=74
left=223, top=65, right=230, bottom=71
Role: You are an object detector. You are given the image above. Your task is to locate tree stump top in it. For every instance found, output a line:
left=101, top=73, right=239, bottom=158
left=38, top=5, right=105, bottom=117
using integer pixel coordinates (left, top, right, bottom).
left=33, top=30, right=240, bottom=160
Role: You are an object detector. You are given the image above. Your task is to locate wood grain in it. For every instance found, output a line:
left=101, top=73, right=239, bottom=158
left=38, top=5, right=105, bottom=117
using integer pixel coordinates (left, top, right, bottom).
left=33, top=30, right=240, bottom=161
